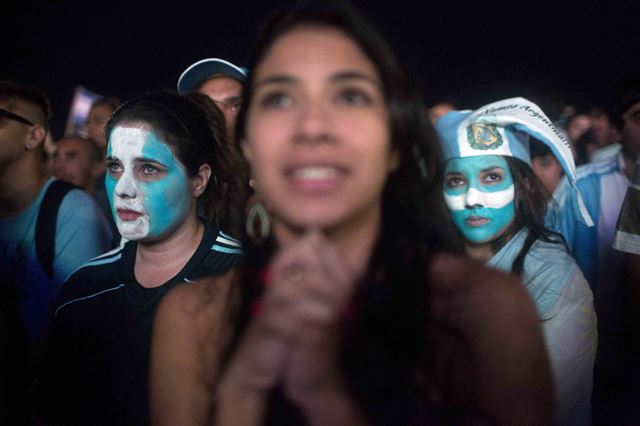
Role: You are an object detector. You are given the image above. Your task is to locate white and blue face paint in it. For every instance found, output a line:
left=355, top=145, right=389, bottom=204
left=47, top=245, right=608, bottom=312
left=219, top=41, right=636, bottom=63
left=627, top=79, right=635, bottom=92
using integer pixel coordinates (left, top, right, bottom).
left=105, top=126, right=191, bottom=241
left=443, top=155, right=515, bottom=244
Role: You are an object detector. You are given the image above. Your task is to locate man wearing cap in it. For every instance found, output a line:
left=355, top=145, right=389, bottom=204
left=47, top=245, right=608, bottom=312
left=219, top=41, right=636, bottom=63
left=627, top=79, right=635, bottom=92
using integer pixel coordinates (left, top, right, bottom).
left=177, top=57, right=247, bottom=138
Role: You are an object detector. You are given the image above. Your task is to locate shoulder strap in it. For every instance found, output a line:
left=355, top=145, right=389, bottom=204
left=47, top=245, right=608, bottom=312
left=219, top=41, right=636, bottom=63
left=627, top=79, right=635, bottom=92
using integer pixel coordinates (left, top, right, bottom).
left=35, top=180, right=79, bottom=278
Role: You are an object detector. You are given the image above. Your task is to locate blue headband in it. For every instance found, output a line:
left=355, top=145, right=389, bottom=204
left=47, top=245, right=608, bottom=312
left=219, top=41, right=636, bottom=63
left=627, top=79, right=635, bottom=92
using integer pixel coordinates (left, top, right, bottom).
left=435, top=97, right=593, bottom=226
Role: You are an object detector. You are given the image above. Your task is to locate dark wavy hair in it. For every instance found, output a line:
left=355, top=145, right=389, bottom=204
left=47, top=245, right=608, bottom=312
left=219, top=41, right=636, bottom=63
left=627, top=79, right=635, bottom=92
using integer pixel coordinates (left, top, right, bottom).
left=498, top=157, right=565, bottom=275
left=230, top=0, right=463, bottom=423
left=105, top=90, right=246, bottom=236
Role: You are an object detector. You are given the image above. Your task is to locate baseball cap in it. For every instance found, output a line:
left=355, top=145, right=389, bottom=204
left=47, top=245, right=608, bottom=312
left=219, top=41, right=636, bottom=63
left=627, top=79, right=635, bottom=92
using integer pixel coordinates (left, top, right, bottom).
left=177, top=58, right=248, bottom=94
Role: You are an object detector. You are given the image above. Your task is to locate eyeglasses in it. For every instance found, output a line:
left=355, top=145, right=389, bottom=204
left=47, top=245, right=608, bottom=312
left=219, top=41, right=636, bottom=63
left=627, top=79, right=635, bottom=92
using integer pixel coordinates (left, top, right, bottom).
left=0, top=107, right=35, bottom=126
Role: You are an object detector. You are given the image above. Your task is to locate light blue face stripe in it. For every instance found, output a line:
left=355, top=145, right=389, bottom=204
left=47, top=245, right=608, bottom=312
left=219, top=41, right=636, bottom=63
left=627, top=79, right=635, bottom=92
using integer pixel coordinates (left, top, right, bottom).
left=140, top=133, right=191, bottom=238
left=211, top=244, right=244, bottom=255
left=54, top=284, right=125, bottom=317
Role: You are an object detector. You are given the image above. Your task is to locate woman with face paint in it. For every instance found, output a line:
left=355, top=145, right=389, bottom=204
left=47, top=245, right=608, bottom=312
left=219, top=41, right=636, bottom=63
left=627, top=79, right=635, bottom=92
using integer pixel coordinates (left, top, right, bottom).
left=150, top=2, right=554, bottom=425
left=34, top=91, right=245, bottom=426
left=435, top=98, right=597, bottom=426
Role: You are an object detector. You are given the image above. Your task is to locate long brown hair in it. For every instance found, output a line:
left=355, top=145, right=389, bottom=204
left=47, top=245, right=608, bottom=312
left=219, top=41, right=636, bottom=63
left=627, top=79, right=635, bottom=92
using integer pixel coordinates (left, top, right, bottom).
left=229, top=0, right=463, bottom=423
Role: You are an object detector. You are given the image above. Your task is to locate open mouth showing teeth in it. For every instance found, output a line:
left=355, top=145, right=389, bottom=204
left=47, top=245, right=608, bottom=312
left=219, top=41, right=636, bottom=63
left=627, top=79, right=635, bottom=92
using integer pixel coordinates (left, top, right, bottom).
left=291, top=166, right=340, bottom=180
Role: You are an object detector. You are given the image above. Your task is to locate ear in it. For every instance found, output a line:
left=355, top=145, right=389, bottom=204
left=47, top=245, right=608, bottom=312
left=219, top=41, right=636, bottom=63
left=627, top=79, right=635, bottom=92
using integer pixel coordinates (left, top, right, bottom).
left=25, top=125, right=46, bottom=150
left=191, top=164, right=212, bottom=197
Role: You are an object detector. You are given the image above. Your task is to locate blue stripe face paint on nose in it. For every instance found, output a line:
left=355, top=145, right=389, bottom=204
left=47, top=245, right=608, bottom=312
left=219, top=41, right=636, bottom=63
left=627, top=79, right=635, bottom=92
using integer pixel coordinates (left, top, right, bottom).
left=105, top=126, right=191, bottom=241
left=443, top=155, right=516, bottom=243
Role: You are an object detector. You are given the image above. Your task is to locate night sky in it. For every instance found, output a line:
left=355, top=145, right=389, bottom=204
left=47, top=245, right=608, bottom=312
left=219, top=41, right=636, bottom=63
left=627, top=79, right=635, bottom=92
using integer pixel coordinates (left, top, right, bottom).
left=4, top=0, right=639, bottom=138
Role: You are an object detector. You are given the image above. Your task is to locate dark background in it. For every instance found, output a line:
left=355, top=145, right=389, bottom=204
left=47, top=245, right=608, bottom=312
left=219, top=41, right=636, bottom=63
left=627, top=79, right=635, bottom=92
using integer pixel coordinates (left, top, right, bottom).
left=3, top=0, right=639, bottom=138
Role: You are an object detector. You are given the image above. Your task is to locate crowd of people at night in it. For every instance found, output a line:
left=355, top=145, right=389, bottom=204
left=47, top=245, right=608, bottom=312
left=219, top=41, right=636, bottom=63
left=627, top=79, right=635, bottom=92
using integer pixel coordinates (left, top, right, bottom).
left=1, top=1, right=639, bottom=424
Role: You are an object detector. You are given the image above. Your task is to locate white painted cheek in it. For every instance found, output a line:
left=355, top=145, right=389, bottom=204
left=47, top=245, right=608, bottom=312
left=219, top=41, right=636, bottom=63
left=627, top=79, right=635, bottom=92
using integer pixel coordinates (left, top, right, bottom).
left=444, top=184, right=515, bottom=211
left=444, top=193, right=466, bottom=211
left=109, top=127, right=151, bottom=239
left=118, top=216, right=150, bottom=240
left=114, top=170, right=138, bottom=198
left=482, top=184, right=514, bottom=208
left=113, top=175, right=149, bottom=239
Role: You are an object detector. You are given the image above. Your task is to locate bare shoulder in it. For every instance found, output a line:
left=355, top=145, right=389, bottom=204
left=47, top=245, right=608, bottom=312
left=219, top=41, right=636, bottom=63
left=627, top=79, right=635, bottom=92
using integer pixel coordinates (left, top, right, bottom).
left=429, top=253, right=538, bottom=324
left=150, top=271, right=240, bottom=426
left=428, top=253, right=553, bottom=425
left=153, top=268, right=241, bottom=364
left=157, top=268, right=240, bottom=326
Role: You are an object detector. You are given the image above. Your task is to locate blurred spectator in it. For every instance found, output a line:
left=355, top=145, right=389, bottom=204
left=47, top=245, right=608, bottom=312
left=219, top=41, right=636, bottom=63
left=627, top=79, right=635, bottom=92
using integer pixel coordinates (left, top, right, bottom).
left=590, top=106, right=620, bottom=149
left=52, top=135, right=103, bottom=194
left=530, top=138, right=564, bottom=194
left=0, top=81, right=112, bottom=424
left=85, top=96, right=120, bottom=152
left=573, top=127, right=600, bottom=165
left=177, top=57, right=247, bottom=137
left=86, top=97, right=121, bottom=247
left=427, top=101, right=455, bottom=124
left=566, top=112, right=592, bottom=144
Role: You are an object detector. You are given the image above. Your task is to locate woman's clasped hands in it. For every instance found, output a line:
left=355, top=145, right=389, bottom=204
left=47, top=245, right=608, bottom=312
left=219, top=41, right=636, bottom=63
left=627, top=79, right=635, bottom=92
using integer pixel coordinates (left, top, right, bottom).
left=217, top=229, right=368, bottom=425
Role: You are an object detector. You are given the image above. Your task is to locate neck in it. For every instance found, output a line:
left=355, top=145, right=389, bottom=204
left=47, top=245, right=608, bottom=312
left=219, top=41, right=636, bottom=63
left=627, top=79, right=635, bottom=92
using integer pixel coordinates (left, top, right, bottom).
left=134, top=214, right=204, bottom=288
left=274, top=207, right=381, bottom=282
left=0, top=154, right=47, bottom=218
left=464, top=241, right=494, bottom=263
left=464, top=225, right=520, bottom=263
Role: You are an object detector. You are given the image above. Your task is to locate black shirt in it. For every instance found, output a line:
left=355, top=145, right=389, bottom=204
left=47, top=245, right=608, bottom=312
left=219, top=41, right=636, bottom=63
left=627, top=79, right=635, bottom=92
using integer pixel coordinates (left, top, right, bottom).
left=35, top=222, right=243, bottom=425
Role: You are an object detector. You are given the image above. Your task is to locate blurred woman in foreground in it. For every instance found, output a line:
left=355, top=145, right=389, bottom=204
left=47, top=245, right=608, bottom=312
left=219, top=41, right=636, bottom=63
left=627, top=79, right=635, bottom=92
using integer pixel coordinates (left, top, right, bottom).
left=150, top=2, right=553, bottom=424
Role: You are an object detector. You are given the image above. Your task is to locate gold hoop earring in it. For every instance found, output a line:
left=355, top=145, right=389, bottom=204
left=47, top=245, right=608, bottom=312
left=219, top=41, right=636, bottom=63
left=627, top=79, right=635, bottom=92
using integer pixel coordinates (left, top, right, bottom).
left=245, top=181, right=270, bottom=245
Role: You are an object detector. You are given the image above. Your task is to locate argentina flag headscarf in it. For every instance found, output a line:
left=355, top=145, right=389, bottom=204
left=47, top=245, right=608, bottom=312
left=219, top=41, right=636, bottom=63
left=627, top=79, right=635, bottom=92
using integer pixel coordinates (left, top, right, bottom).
left=434, top=97, right=593, bottom=226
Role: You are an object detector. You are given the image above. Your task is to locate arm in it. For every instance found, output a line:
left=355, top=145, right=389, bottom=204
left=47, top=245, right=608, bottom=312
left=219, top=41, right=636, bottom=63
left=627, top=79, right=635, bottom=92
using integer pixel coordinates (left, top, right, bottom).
left=429, top=253, right=554, bottom=425
left=149, top=271, right=237, bottom=426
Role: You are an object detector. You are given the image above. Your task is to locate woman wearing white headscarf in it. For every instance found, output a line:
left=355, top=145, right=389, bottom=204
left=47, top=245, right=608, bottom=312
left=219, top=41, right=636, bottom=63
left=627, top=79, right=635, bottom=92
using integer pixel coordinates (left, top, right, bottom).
left=435, top=98, right=597, bottom=425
